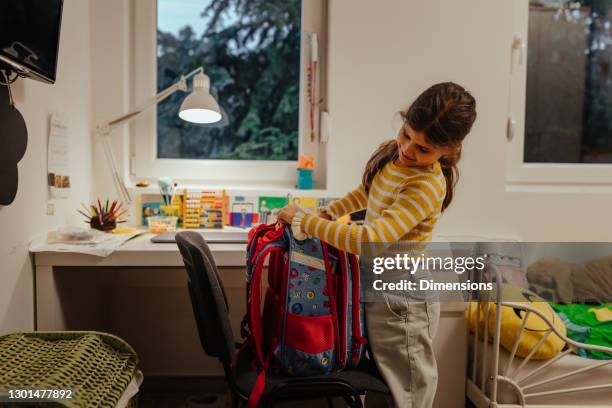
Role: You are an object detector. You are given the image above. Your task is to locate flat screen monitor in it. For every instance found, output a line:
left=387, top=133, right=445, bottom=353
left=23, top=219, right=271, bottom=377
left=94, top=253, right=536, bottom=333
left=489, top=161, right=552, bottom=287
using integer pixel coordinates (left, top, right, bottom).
left=0, top=0, right=64, bottom=84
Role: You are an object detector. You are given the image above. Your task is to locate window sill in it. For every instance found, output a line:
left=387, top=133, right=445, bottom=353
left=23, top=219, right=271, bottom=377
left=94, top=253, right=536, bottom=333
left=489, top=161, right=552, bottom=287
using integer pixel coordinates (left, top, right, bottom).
left=128, top=180, right=333, bottom=198
left=506, top=181, right=612, bottom=194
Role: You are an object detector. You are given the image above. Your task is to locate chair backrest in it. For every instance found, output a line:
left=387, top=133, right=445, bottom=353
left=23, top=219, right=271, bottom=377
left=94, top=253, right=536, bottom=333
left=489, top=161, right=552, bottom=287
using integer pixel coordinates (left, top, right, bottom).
left=176, top=231, right=235, bottom=366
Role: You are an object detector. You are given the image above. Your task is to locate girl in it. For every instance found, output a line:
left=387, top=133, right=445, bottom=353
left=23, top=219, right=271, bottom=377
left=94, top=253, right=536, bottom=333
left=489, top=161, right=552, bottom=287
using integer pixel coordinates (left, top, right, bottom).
left=278, top=82, right=477, bottom=408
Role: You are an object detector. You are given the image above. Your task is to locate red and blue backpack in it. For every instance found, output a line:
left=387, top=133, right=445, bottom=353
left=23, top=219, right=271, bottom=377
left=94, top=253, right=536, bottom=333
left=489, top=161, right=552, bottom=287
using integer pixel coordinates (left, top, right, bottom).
left=240, top=223, right=366, bottom=407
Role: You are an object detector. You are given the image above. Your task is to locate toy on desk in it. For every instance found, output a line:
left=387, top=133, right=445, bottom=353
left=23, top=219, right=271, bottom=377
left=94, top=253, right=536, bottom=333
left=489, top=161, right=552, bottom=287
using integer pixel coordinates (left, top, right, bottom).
left=135, top=180, right=150, bottom=187
left=142, top=202, right=161, bottom=227
left=288, top=195, right=317, bottom=212
left=160, top=203, right=180, bottom=217
left=161, top=193, right=183, bottom=225
left=147, top=215, right=178, bottom=233
left=78, top=199, right=127, bottom=232
left=157, top=177, right=175, bottom=205
left=201, top=190, right=226, bottom=228
left=229, top=196, right=258, bottom=227
left=296, top=155, right=314, bottom=189
left=182, top=190, right=227, bottom=229
left=231, top=202, right=254, bottom=227
left=258, top=196, right=287, bottom=224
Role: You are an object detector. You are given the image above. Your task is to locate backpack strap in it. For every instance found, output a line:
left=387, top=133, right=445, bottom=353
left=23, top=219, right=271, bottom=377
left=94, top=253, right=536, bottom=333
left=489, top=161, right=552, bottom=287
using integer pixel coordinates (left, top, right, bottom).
left=248, top=370, right=267, bottom=408
left=248, top=241, right=285, bottom=365
left=337, top=251, right=349, bottom=369
left=246, top=224, right=281, bottom=282
left=320, top=241, right=341, bottom=371
left=245, top=229, right=287, bottom=407
left=242, top=225, right=284, bottom=339
left=347, top=253, right=367, bottom=364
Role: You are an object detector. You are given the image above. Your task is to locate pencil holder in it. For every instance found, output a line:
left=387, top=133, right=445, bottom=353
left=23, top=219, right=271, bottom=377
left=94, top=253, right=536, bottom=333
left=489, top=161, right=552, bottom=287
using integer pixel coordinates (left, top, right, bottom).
left=90, top=216, right=116, bottom=232
left=160, top=204, right=180, bottom=217
left=79, top=199, right=127, bottom=232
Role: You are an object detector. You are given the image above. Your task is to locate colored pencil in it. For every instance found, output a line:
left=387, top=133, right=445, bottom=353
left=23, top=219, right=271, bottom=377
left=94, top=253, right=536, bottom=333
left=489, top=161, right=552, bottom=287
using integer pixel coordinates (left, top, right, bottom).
left=77, top=210, right=90, bottom=218
left=108, top=200, right=117, bottom=216
left=97, top=200, right=104, bottom=224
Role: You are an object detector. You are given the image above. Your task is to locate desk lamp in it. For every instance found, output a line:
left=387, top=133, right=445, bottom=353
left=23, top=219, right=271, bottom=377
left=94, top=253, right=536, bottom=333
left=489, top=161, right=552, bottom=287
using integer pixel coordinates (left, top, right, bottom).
left=94, top=67, right=221, bottom=204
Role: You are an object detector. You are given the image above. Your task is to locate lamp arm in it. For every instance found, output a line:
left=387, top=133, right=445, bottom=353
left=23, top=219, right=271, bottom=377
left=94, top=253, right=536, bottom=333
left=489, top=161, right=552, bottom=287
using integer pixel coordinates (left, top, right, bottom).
left=106, top=81, right=183, bottom=128
left=100, top=66, right=204, bottom=131
left=93, top=66, right=206, bottom=207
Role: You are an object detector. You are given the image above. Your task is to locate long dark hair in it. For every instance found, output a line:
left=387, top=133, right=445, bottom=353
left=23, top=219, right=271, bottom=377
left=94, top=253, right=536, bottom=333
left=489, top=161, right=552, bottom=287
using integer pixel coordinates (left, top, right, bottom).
left=362, top=82, right=476, bottom=211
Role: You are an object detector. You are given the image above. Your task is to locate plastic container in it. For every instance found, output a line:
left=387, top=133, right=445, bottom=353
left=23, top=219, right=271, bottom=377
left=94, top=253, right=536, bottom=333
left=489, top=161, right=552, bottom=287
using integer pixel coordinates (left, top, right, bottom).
left=160, top=205, right=180, bottom=217
left=147, top=216, right=178, bottom=234
left=297, top=168, right=313, bottom=189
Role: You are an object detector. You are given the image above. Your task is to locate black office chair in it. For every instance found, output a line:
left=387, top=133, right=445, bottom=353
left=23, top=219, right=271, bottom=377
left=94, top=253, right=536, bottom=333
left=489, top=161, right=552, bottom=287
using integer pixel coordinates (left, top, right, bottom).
left=175, top=231, right=389, bottom=408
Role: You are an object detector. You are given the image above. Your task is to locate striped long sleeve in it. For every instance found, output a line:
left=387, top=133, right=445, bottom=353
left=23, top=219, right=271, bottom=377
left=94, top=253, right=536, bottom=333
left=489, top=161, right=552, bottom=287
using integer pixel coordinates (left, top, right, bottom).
left=297, top=161, right=446, bottom=255
left=324, top=184, right=368, bottom=219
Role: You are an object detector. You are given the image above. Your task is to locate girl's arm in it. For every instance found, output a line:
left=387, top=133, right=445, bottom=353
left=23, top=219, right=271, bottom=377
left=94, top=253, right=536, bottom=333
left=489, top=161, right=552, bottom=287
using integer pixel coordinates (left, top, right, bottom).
left=321, top=184, right=368, bottom=219
left=295, top=180, right=442, bottom=255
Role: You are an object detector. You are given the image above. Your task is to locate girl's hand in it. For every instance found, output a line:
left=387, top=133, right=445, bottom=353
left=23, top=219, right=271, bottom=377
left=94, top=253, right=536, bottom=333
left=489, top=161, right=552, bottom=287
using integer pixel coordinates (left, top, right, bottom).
left=317, top=211, right=331, bottom=220
left=277, top=204, right=302, bottom=224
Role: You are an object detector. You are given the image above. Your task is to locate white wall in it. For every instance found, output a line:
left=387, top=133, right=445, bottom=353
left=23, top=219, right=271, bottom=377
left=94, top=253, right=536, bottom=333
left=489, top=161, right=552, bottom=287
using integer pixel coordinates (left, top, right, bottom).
left=0, top=0, right=607, bottom=374
left=0, top=0, right=93, bottom=334
left=2, top=0, right=604, bottom=335
left=325, top=0, right=612, bottom=241
left=90, top=0, right=132, bottom=204
left=90, top=0, right=612, bottom=241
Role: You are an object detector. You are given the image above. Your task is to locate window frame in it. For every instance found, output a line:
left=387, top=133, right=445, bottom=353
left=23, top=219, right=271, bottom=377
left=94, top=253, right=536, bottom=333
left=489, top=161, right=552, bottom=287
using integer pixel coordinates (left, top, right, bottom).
left=130, top=0, right=326, bottom=187
left=507, top=0, right=612, bottom=188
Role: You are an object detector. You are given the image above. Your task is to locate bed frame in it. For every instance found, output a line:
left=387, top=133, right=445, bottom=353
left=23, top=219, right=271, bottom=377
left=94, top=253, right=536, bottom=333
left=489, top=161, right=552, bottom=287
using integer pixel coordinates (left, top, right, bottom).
left=466, top=266, right=612, bottom=408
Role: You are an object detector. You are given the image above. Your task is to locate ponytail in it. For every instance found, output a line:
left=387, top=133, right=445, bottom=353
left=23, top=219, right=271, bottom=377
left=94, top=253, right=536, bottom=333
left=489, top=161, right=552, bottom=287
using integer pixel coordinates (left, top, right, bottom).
left=439, top=148, right=461, bottom=212
left=362, top=140, right=398, bottom=194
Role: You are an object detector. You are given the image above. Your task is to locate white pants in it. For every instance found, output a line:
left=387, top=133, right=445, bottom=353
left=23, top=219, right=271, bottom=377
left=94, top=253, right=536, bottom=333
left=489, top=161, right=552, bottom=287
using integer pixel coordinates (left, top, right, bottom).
left=366, top=296, right=440, bottom=408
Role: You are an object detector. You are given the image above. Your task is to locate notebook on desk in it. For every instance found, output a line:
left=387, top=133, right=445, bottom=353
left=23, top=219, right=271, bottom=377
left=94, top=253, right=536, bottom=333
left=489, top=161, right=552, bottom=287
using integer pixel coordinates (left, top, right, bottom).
left=150, top=230, right=249, bottom=244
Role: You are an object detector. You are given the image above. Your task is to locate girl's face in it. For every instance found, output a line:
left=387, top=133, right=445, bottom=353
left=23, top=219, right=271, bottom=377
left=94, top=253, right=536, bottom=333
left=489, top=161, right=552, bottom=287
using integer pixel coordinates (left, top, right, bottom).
left=395, top=125, right=452, bottom=167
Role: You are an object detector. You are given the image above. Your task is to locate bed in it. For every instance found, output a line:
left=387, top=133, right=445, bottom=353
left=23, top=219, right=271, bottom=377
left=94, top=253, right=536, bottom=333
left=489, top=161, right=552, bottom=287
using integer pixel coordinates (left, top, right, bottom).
left=465, top=258, right=612, bottom=408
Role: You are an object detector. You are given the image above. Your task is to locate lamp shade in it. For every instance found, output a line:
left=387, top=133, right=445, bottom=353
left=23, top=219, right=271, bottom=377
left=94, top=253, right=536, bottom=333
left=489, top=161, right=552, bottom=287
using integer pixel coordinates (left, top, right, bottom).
left=178, top=72, right=222, bottom=124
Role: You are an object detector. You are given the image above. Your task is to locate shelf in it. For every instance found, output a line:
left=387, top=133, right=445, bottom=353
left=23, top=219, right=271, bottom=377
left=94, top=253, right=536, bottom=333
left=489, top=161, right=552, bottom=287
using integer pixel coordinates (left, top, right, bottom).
left=130, top=183, right=334, bottom=198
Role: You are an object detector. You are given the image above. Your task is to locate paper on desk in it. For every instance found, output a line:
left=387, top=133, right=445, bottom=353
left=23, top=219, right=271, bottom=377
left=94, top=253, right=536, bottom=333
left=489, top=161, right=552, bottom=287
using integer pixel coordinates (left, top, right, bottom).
left=29, top=230, right=145, bottom=257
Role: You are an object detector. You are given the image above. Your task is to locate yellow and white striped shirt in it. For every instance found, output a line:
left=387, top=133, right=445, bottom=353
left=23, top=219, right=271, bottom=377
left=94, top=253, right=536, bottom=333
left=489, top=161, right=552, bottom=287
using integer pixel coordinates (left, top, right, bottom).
left=298, top=160, right=446, bottom=255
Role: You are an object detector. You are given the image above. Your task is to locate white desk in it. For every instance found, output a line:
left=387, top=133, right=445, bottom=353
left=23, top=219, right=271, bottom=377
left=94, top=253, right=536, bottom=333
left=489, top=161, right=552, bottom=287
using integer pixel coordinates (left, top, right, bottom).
left=31, top=233, right=467, bottom=408
left=32, top=233, right=248, bottom=331
left=33, top=233, right=247, bottom=269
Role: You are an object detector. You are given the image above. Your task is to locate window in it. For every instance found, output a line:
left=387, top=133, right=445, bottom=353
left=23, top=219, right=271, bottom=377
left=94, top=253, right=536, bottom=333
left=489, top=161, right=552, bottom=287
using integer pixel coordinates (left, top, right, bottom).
left=157, top=0, right=300, bottom=161
left=507, top=0, right=612, bottom=186
left=132, top=0, right=326, bottom=185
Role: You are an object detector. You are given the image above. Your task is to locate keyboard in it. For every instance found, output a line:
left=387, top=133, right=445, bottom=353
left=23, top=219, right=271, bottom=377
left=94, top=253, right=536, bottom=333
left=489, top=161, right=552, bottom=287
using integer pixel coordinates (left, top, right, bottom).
left=150, top=230, right=249, bottom=244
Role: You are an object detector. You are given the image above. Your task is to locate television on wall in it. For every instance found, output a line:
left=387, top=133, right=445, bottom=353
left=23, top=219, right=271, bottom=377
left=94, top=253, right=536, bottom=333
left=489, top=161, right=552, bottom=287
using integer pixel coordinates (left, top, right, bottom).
left=0, top=0, right=64, bottom=84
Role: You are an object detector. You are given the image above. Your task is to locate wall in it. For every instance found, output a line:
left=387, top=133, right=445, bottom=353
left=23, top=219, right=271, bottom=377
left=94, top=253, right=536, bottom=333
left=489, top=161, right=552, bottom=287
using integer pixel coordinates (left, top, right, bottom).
left=325, top=0, right=612, bottom=241
left=0, top=0, right=93, bottom=334
left=90, top=0, right=132, bottom=206
left=21, top=0, right=607, bottom=315
left=100, top=0, right=611, bottom=241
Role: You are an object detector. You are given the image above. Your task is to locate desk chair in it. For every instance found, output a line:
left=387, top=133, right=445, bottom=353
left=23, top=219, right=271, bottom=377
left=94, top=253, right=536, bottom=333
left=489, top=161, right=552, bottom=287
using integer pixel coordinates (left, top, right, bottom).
left=175, top=231, right=389, bottom=408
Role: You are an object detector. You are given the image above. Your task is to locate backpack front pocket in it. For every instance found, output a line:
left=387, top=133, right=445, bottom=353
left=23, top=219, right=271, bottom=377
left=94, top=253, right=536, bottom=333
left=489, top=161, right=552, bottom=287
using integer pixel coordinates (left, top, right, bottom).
left=281, top=312, right=335, bottom=375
